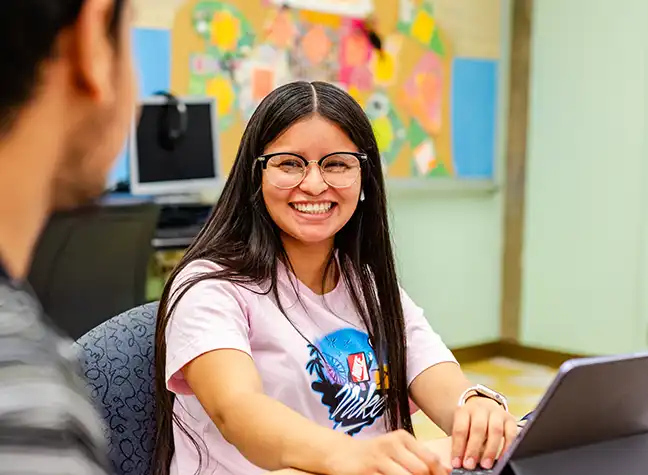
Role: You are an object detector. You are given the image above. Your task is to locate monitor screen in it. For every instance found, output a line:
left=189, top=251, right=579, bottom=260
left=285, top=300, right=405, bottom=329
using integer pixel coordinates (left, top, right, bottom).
left=129, top=96, right=220, bottom=196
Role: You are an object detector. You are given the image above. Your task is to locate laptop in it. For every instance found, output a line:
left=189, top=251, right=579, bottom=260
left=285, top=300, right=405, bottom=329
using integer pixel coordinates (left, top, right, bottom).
left=452, top=351, right=648, bottom=475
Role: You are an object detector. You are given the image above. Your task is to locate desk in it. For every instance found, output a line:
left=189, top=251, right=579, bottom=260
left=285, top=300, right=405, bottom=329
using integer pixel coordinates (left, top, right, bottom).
left=106, top=193, right=212, bottom=250
left=152, top=226, right=202, bottom=249
left=153, top=201, right=212, bottom=250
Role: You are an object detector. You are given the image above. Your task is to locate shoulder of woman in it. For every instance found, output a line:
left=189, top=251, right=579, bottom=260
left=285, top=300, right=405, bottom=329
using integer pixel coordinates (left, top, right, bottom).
left=171, top=259, right=271, bottom=299
left=165, top=260, right=264, bottom=324
left=169, top=259, right=244, bottom=299
left=171, top=259, right=224, bottom=287
left=178, top=258, right=225, bottom=276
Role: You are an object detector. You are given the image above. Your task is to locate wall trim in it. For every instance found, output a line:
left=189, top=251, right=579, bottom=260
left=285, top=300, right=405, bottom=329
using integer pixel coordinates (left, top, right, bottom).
left=451, top=340, right=584, bottom=369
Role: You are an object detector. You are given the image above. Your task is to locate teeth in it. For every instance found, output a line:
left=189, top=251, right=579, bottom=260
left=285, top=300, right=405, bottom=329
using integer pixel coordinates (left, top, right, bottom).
left=292, top=202, right=333, bottom=214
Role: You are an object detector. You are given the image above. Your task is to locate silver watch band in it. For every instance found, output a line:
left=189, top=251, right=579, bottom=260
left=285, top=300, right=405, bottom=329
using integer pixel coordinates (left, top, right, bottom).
left=458, top=384, right=509, bottom=412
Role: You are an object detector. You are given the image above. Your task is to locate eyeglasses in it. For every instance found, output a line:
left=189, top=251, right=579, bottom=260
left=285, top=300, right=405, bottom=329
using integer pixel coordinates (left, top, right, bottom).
left=257, top=152, right=367, bottom=190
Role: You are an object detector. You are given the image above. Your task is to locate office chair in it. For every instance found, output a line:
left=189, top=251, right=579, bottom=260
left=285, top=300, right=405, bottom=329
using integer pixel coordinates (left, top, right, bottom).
left=28, top=200, right=160, bottom=339
left=76, top=302, right=159, bottom=475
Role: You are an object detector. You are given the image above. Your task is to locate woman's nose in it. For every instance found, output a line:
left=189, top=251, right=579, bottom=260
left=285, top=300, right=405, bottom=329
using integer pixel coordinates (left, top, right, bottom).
left=299, top=163, right=328, bottom=195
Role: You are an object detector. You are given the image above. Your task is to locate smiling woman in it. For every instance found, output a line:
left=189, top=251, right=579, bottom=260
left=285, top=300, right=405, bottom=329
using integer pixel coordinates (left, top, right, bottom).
left=260, top=120, right=365, bottom=246
left=153, top=81, right=516, bottom=475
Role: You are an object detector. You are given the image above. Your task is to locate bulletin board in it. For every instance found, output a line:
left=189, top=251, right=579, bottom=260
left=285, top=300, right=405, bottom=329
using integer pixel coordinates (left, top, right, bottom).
left=169, top=0, right=499, bottom=181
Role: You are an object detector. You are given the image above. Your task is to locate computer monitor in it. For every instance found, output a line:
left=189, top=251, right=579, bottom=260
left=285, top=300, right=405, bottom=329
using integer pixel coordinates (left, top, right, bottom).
left=129, top=96, right=220, bottom=197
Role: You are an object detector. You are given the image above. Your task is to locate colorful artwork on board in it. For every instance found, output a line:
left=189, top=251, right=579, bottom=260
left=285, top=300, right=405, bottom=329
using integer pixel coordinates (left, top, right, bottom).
left=189, top=1, right=256, bottom=129
left=408, top=119, right=446, bottom=177
left=339, top=20, right=373, bottom=90
left=402, top=51, right=443, bottom=135
left=398, top=0, right=415, bottom=25
left=397, top=1, right=444, bottom=55
left=264, top=6, right=299, bottom=49
left=188, top=67, right=239, bottom=130
left=170, top=0, right=500, bottom=181
left=289, top=19, right=340, bottom=84
left=235, top=44, right=291, bottom=120
left=189, top=53, right=222, bottom=77
left=299, top=9, right=344, bottom=29
left=365, top=92, right=406, bottom=167
left=370, top=35, right=402, bottom=87
left=192, top=1, right=255, bottom=58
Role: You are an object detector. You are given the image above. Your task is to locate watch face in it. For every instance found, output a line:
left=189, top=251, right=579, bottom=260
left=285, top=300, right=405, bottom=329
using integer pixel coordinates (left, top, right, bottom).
left=477, top=386, right=508, bottom=409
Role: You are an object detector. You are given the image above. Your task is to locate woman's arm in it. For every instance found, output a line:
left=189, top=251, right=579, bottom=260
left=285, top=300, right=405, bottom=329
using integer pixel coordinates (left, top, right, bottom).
left=399, top=288, right=517, bottom=470
left=409, top=361, right=473, bottom=434
left=183, top=348, right=347, bottom=473
left=165, top=264, right=347, bottom=472
left=398, top=287, right=476, bottom=434
left=409, top=362, right=517, bottom=470
left=184, top=349, right=447, bottom=475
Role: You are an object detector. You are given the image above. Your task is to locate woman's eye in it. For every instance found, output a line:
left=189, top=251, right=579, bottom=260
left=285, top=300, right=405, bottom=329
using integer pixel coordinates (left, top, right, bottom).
left=280, top=160, right=301, bottom=168
left=324, top=161, right=350, bottom=171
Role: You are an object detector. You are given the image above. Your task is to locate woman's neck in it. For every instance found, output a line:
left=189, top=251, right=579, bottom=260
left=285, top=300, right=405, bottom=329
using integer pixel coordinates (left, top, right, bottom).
left=281, top=235, right=337, bottom=295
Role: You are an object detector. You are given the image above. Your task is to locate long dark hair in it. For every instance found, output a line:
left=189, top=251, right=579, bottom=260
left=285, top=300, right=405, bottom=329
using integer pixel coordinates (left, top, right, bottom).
left=153, top=81, right=412, bottom=475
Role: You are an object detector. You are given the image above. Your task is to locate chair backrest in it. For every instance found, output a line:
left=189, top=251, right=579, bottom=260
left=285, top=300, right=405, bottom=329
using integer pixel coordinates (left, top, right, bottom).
left=76, top=302, right=159, bottom=475
left=29, top=200, right=160, bottom=339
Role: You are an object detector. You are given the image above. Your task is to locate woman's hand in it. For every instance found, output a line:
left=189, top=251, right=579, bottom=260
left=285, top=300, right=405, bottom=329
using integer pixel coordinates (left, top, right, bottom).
left=424, top=437, right=453, bottom=469
left=451, top=397, right=518, bottom=470
left=325, top=430, right=450, bottom=475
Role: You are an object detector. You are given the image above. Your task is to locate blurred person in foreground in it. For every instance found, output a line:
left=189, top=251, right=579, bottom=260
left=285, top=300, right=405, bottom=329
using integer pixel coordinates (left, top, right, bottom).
left=0, top=1, right=314, bottom=474
left=0, top=0, right=136, bottom=473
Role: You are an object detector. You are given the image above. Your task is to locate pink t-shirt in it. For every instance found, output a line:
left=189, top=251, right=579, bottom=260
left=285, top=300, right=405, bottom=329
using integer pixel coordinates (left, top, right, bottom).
left=165, top=259, right=457, bottom=475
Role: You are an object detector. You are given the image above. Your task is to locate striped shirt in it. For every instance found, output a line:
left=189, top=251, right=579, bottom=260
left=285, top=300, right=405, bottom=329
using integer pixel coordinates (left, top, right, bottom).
left=0, top=265, right=110, bottom=474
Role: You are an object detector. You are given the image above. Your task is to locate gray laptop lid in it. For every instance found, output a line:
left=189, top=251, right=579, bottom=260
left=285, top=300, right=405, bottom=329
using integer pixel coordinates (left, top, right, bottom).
left=495, top=351, right=648, bottom=472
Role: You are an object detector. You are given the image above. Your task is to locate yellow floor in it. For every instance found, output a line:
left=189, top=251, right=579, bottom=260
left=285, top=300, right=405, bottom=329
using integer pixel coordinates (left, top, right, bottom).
left=413, top=358, right=557, bottom=439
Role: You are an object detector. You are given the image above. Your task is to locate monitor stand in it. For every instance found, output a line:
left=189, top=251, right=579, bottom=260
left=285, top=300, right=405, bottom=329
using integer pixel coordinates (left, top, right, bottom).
left=152, top=193, right=204, bottom=205
left=507, top=432, right=648, bottom=475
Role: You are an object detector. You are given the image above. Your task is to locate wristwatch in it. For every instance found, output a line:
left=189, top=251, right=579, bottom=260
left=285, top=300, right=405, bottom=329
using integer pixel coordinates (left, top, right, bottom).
left=458, top=384, right=509, bottom=412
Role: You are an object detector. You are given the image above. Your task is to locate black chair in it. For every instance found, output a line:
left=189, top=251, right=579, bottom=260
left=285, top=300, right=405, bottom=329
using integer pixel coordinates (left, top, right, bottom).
left=28, top=199, right=160, bottom=339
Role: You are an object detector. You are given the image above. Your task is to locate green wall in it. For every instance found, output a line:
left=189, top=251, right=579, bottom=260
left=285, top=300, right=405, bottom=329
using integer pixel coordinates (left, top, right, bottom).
left=389, top=0, right=512, bottom=349
left=521, top=0, right=648, bottom=354
left=390, top=190, right=503, bottom=348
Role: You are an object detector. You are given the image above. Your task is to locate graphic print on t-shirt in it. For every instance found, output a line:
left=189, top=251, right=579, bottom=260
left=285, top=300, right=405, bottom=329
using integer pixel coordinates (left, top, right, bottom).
left=306, top=328, right=387, bottom=435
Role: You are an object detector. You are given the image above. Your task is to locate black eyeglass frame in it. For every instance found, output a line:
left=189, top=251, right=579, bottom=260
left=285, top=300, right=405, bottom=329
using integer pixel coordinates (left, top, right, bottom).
left=256, top=151, right=368, bottom=168
left=256, top=151, right=368, bottom=189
